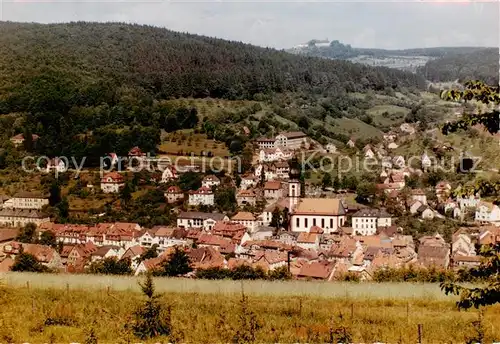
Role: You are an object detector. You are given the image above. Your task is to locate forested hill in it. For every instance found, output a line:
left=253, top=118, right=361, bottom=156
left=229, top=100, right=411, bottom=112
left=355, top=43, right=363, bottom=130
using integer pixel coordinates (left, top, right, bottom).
left=0, top=21, right=425, bottom=106
left=288, top=40, right=489, bottom=59
left=417, top=48, right=499, bottom=85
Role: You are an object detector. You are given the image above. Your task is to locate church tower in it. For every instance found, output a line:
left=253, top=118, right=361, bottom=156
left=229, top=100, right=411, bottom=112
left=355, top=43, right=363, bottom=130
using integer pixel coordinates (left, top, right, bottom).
left=288, top=179, right=301, bottom=212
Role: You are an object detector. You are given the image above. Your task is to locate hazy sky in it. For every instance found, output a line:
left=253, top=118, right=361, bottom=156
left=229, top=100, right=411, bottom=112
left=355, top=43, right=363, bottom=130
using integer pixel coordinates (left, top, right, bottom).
left=0, top=0, right=498, bottom=49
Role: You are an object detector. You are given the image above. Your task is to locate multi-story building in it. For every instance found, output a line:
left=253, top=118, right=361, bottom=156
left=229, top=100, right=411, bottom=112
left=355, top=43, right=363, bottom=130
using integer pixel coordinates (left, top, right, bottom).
left=3, top=192, right=49, bottom=210
left=177, top=211, right=229, bottom=231
left=475, top=202, right=500, bottom=225
left=256, top=132, right=307, bottom=150
left=236, top=189, right=257, bottom=207
left=352, top=208, right=392, bottom=236
left=188, top=187, right=214, bottom=206
left=0, top=209, right=50, bottom=227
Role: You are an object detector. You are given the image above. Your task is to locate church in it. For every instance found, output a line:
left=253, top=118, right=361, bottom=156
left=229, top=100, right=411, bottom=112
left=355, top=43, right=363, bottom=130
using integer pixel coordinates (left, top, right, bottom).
left=287, top=179, right=347, bottom=234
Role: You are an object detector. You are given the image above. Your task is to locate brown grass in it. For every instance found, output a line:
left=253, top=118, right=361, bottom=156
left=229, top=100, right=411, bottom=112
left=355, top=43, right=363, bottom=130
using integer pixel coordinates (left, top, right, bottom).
left=0, top=273, right=499, bottom=343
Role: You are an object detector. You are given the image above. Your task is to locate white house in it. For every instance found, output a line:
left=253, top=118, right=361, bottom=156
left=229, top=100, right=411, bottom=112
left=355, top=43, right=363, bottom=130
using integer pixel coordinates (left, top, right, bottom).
left=458, top=196, right=481, bottom=210
left=347, top=138, right=356, bottom=148
left=290, top=198, right=346, bottom=234
left=264, top=181, right=283, bottom=200
left=392, top=156, right=406, bottom=169
left=121, top=245, right=146, bottom=270
left=296, top=232, right=320, bottom=250
left=475, top=202, right=500, bottom=225
left=240, top=174, right=257, bottom=190
left=419, top=205, right=436, bottom=220
left=90, top=245, right=125, bottom=263
left=409, top=200, right=423, bottom=215
left=259, top=147, right=293, bottom=163
left=387, top=142, right=399, bottom=150
left=177, top=211, right=229, bottom=231
left=136, top=229, right=157, bottom=248
left=383, top=132, right=397, bottom=142
left=164, top=186, right=184, bottom=204
left=411, top=189, right=427, bottom=205
left=363, top=145, right=375, bottom=159
left=236, top=189, right=257, bottom=207
left=352, top=208, right=392, bottom=236
left=100, top=172, right=125, bottom=194
left=202, top=175, right=221, bottom=189
left=160, top=166, right=178, bottom=183
left=255, top=164, right=277, bottom=181
left=400, top=123, right=415, bottom=135
left=231, top=212, right=258, bottom=232
left=46, top=158, right=67, bottom=173
left=188, top=187, right=214, bottom=206
left=421, top=153, right=432, bottom=169
left=259, top=148, right=279, bottom=163
left=10, top=133, right=39, bottom=148
left=325, top=143, right=337, bottom=154
left=452, top=234, right=476, bottom=257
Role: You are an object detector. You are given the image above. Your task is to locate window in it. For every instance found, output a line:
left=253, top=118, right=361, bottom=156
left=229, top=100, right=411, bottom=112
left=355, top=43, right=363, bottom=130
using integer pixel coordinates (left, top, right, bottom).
left=313, top=218, right=316, bottom=226
left=330, top=219, right=333, bottom=228
left=321, top=219, right=325, bottom=228
left=305, top=218, right=308, bottom=228
left=296, top=218, right=299, bottom=228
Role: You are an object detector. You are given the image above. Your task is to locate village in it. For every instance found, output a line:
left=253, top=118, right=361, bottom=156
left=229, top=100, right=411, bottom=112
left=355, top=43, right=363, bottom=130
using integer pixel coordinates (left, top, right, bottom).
left=0, top=125, right=499, bottom=280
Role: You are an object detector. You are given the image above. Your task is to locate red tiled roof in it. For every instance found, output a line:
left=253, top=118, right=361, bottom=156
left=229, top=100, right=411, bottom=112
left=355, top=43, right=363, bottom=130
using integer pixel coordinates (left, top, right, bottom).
left=166, top=186, right=183, bottom=194
left=128, top=146, right=145, bottom=156
left=264, top=181, right=281, bottom=190
left=297, top=232, right=319, bottom=244
left=189, top=186, right=213, bottom=194
left=297, top=261, right=333, bottom=279
left=101, top=172, right=124, bottom=183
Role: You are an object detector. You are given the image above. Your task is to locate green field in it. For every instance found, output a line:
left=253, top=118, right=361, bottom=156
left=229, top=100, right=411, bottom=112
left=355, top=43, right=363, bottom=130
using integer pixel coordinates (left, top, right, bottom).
left=1, top=273, right=498, bottom=343
left=160, top=132, right=230, bottom=157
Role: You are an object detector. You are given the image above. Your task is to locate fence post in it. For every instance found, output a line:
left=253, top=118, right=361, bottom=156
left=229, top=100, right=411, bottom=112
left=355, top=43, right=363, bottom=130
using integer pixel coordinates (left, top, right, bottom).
left=350, top=303, right=354, bottom=321
left=26, top=281, right=30, bottom=290
left=406, top=302, right=410, bottom=323
left=417, top=324, right=423, bottom=343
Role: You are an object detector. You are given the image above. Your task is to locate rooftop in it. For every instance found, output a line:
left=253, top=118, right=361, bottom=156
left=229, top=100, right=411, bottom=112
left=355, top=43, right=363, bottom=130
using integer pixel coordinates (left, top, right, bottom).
left=294, top=198, right=345, bottom=216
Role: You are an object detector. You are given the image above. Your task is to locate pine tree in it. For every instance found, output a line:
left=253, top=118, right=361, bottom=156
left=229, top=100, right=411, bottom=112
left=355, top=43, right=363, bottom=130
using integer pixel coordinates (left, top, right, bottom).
left=131, top=274, right=171, bottom=339
left=160, top=247, right=193, bottom=277
left=49, top=180, right=62, bottom=206
left=22, top=126, right=34, bottom=152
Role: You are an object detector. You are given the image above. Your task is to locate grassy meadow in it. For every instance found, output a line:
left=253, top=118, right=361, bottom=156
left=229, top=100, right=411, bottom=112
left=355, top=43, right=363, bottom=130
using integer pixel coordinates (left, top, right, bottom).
left=1, top=273, right=499, bottom=343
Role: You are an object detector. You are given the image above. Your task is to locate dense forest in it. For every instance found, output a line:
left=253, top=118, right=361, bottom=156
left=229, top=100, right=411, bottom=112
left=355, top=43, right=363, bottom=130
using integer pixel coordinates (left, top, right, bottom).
left=417, top=48, right=499, bottom=85
left=0, top=22, right=425, bottom=103
left=0, top=22, right=428, bottom=161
